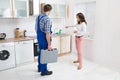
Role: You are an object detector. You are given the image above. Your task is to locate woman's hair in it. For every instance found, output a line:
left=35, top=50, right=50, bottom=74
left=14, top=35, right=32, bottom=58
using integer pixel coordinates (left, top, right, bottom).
left=44, top=4, right=52, bottom=12
left=76, top=13, right=87, bottom=24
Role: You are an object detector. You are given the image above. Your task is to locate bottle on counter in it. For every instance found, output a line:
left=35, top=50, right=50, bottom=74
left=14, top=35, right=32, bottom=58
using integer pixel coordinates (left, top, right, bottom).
left=15, top=28, right=20, bottom=38
left=23, top=30, right=27, bottom=37
left=59, top=29, right=62, bottom=34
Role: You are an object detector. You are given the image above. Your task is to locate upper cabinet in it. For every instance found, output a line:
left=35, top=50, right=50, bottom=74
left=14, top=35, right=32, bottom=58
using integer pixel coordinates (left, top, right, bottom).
left=0, top=0, right=68, bottom=18
left=40, top=3, right=67, bottom=18
left=13, top=0, right=29, bottom=18
left=0, top=0, right=29, bottom=18
left=0, top=0, right=13, bottom=18
left=49, top=4, right=56, bottom=18
left=75, top=0, right=96, bottom=4
left=57, top=4, right=67, bottom=18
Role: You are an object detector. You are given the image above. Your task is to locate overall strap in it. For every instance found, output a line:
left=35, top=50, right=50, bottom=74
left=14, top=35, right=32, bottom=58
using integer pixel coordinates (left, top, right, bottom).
left=37, top=15, right=46, bottom=31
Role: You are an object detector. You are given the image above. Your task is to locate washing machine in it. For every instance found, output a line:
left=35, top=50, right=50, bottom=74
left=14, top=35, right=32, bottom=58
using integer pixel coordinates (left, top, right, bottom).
left=0, top=42, right=16, bottom=71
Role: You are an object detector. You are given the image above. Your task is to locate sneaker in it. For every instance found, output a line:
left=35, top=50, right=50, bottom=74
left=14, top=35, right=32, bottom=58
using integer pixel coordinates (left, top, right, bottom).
left=38, top=69, right=41, bottom=72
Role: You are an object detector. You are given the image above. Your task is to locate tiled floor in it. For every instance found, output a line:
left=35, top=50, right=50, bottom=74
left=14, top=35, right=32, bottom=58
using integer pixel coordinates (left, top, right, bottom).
left=0, top=54, right=120, bottom=80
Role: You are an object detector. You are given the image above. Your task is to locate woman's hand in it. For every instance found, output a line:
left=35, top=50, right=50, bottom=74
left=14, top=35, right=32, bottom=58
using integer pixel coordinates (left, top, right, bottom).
left=65, top=26, right=69, bottom=28
left=73, top=30, right=78, bottom=33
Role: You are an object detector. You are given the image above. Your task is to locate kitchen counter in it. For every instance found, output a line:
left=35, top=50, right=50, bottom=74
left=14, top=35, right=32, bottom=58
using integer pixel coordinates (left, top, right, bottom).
left=0, top=34, right=71, bottom=44
left=0, top=37, right=34, bottom=43
left=29, top=33, right=71, bottom=38
left=29, top=34, right=71, bottom=42
left=52, top=33, right=71, bottom=37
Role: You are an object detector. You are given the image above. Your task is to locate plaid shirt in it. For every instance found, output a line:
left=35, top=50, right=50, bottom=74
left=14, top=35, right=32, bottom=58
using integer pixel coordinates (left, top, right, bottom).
left=35, top=13, right=52, bottom=33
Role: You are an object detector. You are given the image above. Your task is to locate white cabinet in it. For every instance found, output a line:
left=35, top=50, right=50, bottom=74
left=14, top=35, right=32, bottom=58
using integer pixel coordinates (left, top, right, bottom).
left=40, top=3, right=67, bottom=18
left=75, top=0, right=96, bottom=3
left=51, top=35, right=71, bottom=55
left=61, top=35, right=71, bottom=53
left=0, top=0, right=67, bottom=18
left=52, top=4, right=67, bottom=18
left=50, top=4, right=67, bottom=18
left=49, top=4, right=56, bottom=18
left=0, top=0, right=29, bottom=18
left=15, top=40, right=34, bottom=65
left=51, top=36, right=60, bottom=54
left=57, top=4, right=67, bottom=18
left=13, top=0, right=29, bottom=18
left=0, top=0, right=13, bottom=18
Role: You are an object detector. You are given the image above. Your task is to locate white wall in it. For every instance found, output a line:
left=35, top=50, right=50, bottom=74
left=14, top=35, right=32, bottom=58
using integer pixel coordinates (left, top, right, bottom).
left=74, top=2, right=96, bottom=39
left=0, top=18, right=66, bottom=38
left=93, top=0, right=120, bottom=72
left=0, top=17, right=36, bottom=38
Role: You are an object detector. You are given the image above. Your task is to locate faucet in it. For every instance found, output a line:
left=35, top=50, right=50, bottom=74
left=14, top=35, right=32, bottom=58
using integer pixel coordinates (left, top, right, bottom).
left=54, top=27, right=59, bottom=34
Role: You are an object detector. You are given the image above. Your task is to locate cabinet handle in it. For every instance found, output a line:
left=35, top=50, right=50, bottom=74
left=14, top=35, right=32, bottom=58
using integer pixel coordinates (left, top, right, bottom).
left=17, top=42, right=20, bottom=44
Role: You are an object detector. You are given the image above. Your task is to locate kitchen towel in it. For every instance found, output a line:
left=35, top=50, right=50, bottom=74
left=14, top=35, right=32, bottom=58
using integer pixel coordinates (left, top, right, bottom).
left=40, top=48, right=58, bottom=64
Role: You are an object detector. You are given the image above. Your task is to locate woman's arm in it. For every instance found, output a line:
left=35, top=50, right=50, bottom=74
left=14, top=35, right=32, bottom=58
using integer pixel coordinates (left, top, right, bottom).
left=65, top=24, right=78, bottom=28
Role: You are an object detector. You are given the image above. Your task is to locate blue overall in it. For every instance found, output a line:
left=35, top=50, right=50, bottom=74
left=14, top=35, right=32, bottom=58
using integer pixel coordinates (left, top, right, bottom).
left=37, top=14, right=52, bottom=73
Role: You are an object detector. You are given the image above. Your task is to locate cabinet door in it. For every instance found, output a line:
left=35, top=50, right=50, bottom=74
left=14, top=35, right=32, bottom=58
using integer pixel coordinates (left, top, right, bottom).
left=40, top=3, right=56, bottom=18
left=13, top=0, right=28, bottom=17
left=15, top=40, right=34, bottom=65
left=51, top=37, right=60, bottom=54
left=61, top=36, right=71, bottom=53
left=57, top=4, right=67, bottom=18
left=0, top=0, right=12, bottom=18
left=49, top=4, right=56, bottom=18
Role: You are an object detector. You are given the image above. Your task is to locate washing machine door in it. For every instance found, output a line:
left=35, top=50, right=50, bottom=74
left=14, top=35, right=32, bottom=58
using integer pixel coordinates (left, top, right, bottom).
left=0, top=50, right=10, bottom=61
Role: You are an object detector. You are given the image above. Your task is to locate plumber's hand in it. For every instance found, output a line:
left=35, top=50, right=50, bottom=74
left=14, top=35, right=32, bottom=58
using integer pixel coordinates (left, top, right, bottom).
left=73, top=30, right=78, bottom=33
left=48, top=45, right=52, bottom=51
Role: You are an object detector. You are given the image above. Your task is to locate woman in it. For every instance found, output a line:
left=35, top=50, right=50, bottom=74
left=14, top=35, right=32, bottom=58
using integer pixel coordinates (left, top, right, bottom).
left=66, top=12, right=87, bottom=70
